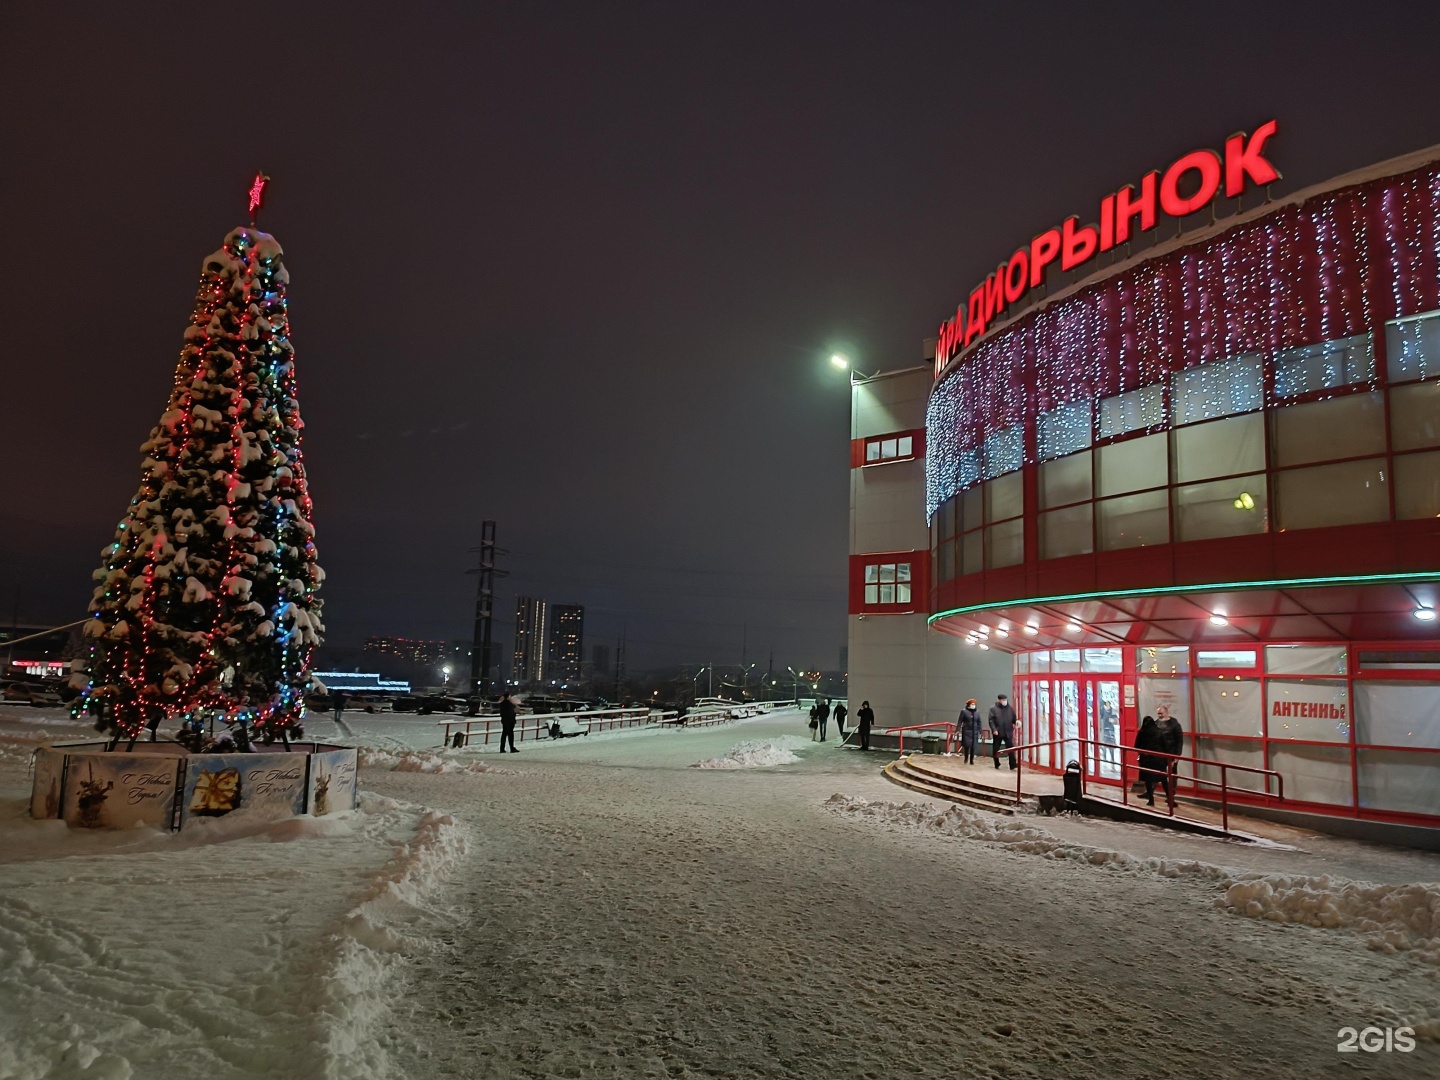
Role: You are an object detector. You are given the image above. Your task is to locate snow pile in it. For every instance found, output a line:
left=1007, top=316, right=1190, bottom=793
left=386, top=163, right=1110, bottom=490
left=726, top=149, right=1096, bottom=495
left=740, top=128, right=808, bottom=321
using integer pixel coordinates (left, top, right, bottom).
left=1218, top=876, right=1440, bottom=963
left=692, top=735, right=810, bottom=769
left=357, top=746, right=512, bottom=774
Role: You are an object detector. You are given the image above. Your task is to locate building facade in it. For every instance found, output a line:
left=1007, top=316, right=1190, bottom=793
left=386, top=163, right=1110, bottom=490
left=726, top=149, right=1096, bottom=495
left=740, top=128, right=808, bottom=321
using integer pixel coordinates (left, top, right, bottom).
left=513, top=596, right=549, bottom=686
left=924, top=140, right=1440, bottom=826
left=549, top=604, right=584, bottom=683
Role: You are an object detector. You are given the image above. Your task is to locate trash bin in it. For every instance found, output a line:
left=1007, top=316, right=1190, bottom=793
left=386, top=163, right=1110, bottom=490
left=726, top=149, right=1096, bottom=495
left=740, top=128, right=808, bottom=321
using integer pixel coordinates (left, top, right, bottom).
left=920, top=733, right=944, bottom=755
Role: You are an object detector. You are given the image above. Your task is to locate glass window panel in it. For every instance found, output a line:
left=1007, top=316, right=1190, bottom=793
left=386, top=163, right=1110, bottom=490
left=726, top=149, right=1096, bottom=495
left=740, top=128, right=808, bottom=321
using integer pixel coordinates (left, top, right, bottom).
left=1389, top=381, right=1440, bottom=451
left=1030, top=652, right=1051, bottom=672
left=938, top=542, right=954, bottom=582
left=1194, top=677, right=1263, bottom=737
left=1264, top=645, right=1346, bottom=676
left=1037, top=401, right=1092, bottom=460
left=896, top=563, right=911, bottom=582
left=1137, top=674, right=1190, bottom=722
left=1354, top=681, right=1440, bottom=748
left=1194, top=737, right=1268, bottom=793
left=1357, top=650, right=1440, bottom=671
left=1196, top=650, right=1257, bottom=669
left=985, top=519, right=1023, bottom=569
left=1271, top=392, right=1385, bottom=467
left=1039, top=504, right=1093, bottom=560
left=879, top=584, right=894, bottom=603
left=1384, top=310, right=1440, bottom=384
left=1277, top=458, right=1388, bottom=531
left=881, top=438, right=897, bottom=458
left=1173, top=413, right=1264, bottom=483
left=1040, top=452, right=1092, bottom=509
left=1051, top=649, right=1080, bottom=672
left=864, top=584, right=878, bottom=604
left=1358, top=749, right=1440, bottom=816
left=982, top=425, right=1024, bottom=480
left=1098, top=384, right=1166, bottom=439
left=1034, top=680, right=1051, bottom=767
left=864, top=565, right=878, bottom=583
left=878, top=564, right=895, bottom=583
left=937, top=497, right=956, bottom=541
left=1173, top=474, right=1268, bottom=541
left=1395, top=450, right=1440, bottom=520
left=962, top=530, right=983, bottom=575
left=1083, top=648, right=1123, bottom=673
left=1272, top=333, right=1375, bottom=400
left=1173, top=355, right=1264, bottom=425
left=961, top=487, right=984, bottom=531
left=958, top=448, right=981, bottom=489
left=897, top=435, right=913, bottom=457
left=1269, top=744, right=1353, bottom=807
left=1137, top=646, right=1190, bottom=674
left=1098, top=490, right=1169, bottom=550
left=985, top=472, right=1024, bottom=522
left=1014, top=653, right=1030, bottom=674
left=1097, top=432, right=1168, bottom=495
left=1266, top=679, right=1351, bottom=742
left=896, top=583, right=911, bottom=603
left=866, top=441, right=881, bottom=462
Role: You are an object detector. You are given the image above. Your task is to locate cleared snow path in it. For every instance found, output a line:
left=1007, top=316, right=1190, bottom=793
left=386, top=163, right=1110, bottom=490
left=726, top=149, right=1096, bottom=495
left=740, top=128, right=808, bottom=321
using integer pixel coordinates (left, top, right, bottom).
left=362, top=714, right=1440, bottom=1079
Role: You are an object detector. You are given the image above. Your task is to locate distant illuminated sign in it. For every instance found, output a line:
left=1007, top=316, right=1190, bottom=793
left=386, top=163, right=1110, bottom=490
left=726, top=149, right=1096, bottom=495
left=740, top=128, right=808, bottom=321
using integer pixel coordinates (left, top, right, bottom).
left=935, top=120, right=1281, bottom=378
left=311, top=671, right=411, bottom=693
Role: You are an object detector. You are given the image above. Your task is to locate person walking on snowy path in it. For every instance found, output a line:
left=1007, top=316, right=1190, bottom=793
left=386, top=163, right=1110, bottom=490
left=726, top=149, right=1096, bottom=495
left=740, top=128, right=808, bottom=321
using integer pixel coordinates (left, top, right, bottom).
left=833, top=702, right=847, bottom=739
left=957, top=698, right=981, bottom=765
left=857, top=701, right=874, bottom=751
left=499, top=693, right=519, bottom=753
left=988, top=693, right=1017, bottom=770
left=817, top=698, right=830, bottom=741
left=332, top=691, right=346, bottom=723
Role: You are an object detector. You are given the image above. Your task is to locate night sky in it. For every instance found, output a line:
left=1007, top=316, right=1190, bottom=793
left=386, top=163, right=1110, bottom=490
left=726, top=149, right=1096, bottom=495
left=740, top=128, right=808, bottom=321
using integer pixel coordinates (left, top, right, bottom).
left=4, top=2, right=1440, bottom=674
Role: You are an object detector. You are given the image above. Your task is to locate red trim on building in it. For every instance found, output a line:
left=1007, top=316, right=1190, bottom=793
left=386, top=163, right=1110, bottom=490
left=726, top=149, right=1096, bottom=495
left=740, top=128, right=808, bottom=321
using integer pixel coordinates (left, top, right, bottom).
left=850, top=550, right=930, bottom=615
left=851, top=429, right=925, bottom=469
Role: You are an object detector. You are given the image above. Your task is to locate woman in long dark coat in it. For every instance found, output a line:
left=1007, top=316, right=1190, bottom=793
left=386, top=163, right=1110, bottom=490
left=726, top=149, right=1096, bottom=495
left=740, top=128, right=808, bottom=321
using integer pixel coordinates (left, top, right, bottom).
left=1135, top=715, right=1165, bottom=806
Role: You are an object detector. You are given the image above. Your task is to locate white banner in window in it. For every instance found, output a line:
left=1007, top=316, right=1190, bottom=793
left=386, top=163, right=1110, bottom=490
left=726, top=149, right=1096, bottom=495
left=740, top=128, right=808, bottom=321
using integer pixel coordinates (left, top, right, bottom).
left=1266, top=680, right=1351, bottom=742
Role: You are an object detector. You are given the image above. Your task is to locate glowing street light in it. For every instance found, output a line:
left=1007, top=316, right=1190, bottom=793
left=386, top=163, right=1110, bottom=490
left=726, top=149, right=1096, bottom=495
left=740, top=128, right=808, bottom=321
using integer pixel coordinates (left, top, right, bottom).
left=830, top=353, right=849, bottom=370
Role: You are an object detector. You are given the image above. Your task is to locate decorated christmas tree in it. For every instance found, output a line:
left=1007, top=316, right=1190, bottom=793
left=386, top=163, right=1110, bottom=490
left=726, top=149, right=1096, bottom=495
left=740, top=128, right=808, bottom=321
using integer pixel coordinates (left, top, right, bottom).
left=79, top=177, right=324, bottom=748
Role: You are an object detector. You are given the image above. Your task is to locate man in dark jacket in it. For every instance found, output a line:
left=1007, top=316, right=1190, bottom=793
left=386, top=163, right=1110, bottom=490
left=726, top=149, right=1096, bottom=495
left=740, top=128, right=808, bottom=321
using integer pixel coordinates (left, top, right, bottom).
left=1154, top=705, right=1184, bottom=805
left=988, top=693, right=1017, bottom=770
left=498, top=693, right=519, bottom=753
left=856, top=700, right=875, bottom=751
left=957, top=698, right=982, bottom=765
left=833, top=701, right=848, bottom=739
left=1135, top=715, right=1164, bottom=805
left=817, top=698, right=831, bottom=741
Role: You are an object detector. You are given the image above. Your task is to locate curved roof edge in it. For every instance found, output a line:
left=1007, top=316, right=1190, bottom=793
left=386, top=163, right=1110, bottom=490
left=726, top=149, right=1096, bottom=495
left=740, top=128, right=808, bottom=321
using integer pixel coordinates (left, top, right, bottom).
left=933, top=141, right=1440, bottom=387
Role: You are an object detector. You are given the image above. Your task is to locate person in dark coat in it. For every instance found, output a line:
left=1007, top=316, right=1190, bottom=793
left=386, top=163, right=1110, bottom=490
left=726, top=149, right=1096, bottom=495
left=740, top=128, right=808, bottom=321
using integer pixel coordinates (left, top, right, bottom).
left=856, top=700, right=875, bottom=751
left=332, top=691, right=347, bottom=722
left=1135, top=715, right=1165, bottom=805
left=498, top=692, right=519, bottom=753
left=817, top=698, right=831, bottom=741
left=988, top=693, right=1017, bottom=770
left=833, top=702, right=848, bottom=738
left=1154, top=705, right=1184, bottom=804
left=957, top=698, right=982, bottom=765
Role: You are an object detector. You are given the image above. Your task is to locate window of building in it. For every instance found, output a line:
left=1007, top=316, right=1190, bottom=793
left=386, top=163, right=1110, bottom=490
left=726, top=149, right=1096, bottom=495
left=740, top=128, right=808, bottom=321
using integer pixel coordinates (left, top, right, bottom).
left=1097, top=489, right=1169, bottom=549
left=1194, top=677, right=1263, bottom=737
left=863, top=561, right=912, bottom=606
left=864, top=433, right=915, bottom=464
left=1051, top=649, right=1081, bottom=672
left=1394, top=450, right=1440, bottom=520
left=1390, top=381, right=1440, bottom=451
left=936, top=542, right=954, bottom=583
left=1265, top=679, right=1351, bottom=742
left=958, top=447, right=981, bottom=489
left=1040, top=451, right=1091, bottom=509
left=982, top=425, right=1024, bottom=480
left=985, top=471, right=1024, bottom=522
left=1196, top=650, right=1258, bottom=669
left=1270, top=392, right=1385, bottom=467
left=1173, top=413, right=1265, bottom=483
left=1037, top=401, right=1092, bottom=460
left=1039, top=503, right=1093, bottom=559
left=1136, top=646, right=1189, bottom=674
left=1173, top=473, right=1268, bottom=541
left=1172, top=355, right=1264, bottom=426
left=961, top=529, right=983, bottom=575
left=1385, top=309, right=1440, bottom=384
left=1082, top=648, right=1123, bottom=672
left=1098, top=384, right=1166, bottom=439
left=1097, top=432, right=1168, bottom=496
left=1265, top=645, right=1346, bottom=676
left=985, top=518, right=1024, bottom=569
left=1276, top=458, right=1388, bottom=531
left=1272, top=333, right=1374, bottom=400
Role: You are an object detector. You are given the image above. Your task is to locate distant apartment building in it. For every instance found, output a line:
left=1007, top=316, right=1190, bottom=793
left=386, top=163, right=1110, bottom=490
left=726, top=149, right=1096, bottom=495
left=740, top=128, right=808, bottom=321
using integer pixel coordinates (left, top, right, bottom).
left=549, top=604, right=584, bottom=682
left=513, top=597, right=549, bottom=685
left=363, top=636, right=448, bottom=666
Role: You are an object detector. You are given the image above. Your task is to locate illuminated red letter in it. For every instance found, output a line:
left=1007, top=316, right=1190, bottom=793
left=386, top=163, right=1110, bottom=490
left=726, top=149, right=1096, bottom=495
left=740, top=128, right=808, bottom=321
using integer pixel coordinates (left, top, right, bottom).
left=1004, top=250, right=1029, bottom=303
left=1060, top=216, right=1098, bottom=272
left=985, top=269, right=1006, bottom=322
left=964, top=286, right=988, bottom=347
left=1225, top=119, right=1280, bottom=197
left=1114, top=172, right=1157, bottom=245
left=1160, top=149, right=1222, bottom=217
left=1099, top=194, right=1116, bottom=252
left=1029, top=227, right=1062, bottom=288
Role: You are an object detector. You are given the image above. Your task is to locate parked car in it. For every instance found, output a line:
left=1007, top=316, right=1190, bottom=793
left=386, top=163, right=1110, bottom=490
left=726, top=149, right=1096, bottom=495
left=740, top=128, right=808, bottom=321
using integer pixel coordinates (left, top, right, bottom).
left=3, top=682, right=62, bottom=708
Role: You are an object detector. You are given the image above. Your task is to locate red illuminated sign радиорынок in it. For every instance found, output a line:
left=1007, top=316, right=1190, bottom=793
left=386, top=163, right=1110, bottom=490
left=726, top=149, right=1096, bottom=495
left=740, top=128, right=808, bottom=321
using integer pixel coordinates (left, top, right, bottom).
left=934, top=119, right=1280, bottom=378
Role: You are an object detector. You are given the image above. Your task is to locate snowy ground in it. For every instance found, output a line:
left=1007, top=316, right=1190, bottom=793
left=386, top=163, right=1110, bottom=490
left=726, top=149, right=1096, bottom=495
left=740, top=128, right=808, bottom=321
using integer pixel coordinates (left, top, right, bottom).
left=2, top=705, right=1438, bottom=1078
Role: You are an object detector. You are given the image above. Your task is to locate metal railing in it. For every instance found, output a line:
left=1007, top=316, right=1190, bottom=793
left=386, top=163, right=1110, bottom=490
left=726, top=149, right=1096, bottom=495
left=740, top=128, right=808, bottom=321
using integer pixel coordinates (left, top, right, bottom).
left=884, top=722, right=956, bottom=756
left=997, top=736, right=1285, bottom=835
left=437, top=707, right=655, bottom=747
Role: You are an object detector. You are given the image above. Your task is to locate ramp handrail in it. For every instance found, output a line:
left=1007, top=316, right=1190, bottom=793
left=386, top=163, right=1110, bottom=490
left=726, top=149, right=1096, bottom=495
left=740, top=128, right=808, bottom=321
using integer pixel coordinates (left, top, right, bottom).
left=997, top=736, right=1284, bottom=835
left=884, top=721, right=956, bottom=756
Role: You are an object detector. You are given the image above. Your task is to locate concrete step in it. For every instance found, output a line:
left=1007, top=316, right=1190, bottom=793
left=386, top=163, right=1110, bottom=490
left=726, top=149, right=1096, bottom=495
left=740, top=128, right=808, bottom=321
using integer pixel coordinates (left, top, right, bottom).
left=883, top=758, right=1020, bottom=815
left=899, top=756, right=1030, bottom=808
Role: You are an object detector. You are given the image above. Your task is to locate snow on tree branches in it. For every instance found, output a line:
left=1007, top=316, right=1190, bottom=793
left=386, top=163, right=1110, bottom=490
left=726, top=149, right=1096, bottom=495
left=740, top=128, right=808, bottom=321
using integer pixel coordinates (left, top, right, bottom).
left=79, top=227, right=324, bottom=744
